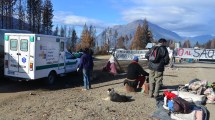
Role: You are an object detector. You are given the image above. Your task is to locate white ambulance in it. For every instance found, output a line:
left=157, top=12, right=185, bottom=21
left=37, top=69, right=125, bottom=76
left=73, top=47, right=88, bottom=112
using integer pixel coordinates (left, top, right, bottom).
left=4, top=33, right=80, bottom=85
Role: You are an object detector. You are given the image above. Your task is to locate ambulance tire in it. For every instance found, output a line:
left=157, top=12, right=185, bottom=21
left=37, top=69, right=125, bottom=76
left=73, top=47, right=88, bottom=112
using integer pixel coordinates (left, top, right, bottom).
left=46, top=71, right=57, bottom=85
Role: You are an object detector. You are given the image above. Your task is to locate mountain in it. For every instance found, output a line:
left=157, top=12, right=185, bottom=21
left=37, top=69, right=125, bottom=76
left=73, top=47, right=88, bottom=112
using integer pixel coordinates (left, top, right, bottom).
left=96, top=19, right=215, bottom=47
left=96, top=20, right=183, bottom=47
left=183, top=35, right=215, bottom=45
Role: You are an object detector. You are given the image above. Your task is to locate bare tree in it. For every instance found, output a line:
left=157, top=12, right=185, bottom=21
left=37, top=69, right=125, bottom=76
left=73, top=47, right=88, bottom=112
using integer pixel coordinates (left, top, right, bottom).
left=182, top=40, right=191, bottom=48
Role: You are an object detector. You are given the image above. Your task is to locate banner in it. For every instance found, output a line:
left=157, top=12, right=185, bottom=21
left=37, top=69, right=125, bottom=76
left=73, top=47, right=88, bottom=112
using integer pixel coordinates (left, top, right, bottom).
left=114, top=50, right=149, bottom=60
left=176, top=48, right=215, bottom=59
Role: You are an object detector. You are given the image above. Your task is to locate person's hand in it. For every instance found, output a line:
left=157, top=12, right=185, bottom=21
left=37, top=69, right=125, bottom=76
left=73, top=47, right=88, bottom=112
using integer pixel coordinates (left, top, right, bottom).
left=77, top=68, right=79, bottom=72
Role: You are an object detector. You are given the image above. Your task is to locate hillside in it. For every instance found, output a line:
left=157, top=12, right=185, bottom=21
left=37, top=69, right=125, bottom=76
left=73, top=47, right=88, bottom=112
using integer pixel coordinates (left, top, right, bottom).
left=96, top=20, right=215, bottom=47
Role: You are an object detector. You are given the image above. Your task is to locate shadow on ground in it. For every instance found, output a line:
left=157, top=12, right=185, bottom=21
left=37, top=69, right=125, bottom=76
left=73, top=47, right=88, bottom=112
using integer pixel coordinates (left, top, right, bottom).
left=0, top=59, right=147, bottom=93
left=0, top=69, right=127, bottom=93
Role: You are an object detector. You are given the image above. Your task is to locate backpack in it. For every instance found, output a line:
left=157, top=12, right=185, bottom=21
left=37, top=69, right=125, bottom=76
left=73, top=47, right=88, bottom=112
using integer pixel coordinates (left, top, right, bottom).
left=172, top=97, right=191, bottom=113
left=149, top=46, right=160, bottom=63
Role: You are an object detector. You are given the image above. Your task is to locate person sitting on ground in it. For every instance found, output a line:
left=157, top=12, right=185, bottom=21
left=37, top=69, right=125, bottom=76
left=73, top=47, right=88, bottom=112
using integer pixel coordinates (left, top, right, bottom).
left=124, top=56, right=149, bottom=92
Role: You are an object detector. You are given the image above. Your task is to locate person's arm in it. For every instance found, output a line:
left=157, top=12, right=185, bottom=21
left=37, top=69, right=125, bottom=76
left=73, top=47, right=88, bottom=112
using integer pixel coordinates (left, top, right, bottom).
left=78, top=55, right=84, bottom=70
left=138, top=64, right=149, bottom=76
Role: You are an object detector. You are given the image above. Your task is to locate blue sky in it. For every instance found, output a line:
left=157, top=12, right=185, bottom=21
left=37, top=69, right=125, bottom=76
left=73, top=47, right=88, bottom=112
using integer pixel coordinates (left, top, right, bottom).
left=52, top=0, right=215, bottom=37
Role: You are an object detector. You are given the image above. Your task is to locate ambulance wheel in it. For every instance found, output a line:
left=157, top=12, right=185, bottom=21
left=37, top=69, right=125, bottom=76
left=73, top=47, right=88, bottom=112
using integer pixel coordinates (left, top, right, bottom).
left=46, top=71, right=57, bottom=85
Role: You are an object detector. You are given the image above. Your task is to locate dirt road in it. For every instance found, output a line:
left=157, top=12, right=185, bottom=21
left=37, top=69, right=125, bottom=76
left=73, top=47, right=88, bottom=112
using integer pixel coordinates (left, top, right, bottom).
left=0, top=56, right=214, bottom=120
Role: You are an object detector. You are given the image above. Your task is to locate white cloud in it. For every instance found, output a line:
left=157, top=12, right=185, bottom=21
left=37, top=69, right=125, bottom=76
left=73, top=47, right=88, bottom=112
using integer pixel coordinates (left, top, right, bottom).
left=53, top=11, right=107, bottom=28
left=121, top=0, right=215, bottom=36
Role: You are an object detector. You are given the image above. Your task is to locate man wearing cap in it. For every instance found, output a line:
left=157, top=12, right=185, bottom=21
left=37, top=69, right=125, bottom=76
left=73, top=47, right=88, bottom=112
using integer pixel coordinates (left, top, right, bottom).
left=124, top=56, right=149, bottom=92
left=145, top=38, right=170, bottom=98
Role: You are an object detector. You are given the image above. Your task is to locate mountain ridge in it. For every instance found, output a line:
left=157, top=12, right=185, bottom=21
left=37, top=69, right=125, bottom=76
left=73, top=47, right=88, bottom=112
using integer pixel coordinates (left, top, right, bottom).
left=96, top=19, right=215, bottom=47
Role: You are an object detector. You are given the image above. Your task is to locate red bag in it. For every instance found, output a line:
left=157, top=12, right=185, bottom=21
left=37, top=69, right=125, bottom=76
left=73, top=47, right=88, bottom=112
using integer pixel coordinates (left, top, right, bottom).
left=164, top=91, right=177, bottom=100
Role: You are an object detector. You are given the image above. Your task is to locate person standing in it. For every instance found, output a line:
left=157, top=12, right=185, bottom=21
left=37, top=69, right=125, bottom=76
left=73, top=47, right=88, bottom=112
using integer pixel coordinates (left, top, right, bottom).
left=77, top=48, right=94, bottom=90
left=109, top=56, right=118, bottom=76
left=145, top=38, right=170, bottom=98
left=124, top=56, right=149, bottom=92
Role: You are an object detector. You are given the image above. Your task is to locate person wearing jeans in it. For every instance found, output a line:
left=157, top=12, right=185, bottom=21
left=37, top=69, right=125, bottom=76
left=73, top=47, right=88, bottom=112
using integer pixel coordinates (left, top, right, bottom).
left=77, top=48, right=94, bottom=90
left=83, top=69, right=91, bottom=89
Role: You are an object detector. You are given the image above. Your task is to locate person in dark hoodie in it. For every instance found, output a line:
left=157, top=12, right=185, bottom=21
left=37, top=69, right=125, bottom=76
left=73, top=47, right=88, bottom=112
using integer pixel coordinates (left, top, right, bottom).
left=145, top=38, right=170, bottom=98
left=124, top=56, right=149, bottom=92
left=77, top=48, right=94, bottom=90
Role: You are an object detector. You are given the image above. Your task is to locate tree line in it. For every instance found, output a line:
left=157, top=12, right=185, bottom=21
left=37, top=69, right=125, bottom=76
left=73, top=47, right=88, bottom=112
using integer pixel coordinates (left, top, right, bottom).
left=178, top=40, right=215, bottom=49
left=95, top=19, right=153, bottom=54
left=0, top=0, right=53, bottom=35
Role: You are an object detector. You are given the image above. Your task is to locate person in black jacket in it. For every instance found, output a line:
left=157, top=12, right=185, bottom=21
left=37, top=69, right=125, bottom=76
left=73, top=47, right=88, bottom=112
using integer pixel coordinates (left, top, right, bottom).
left=124, top=56, right=149, bottom=91
left=145, top=38, right=170, bottom=98
left=77, top=48, right=94, bottom=90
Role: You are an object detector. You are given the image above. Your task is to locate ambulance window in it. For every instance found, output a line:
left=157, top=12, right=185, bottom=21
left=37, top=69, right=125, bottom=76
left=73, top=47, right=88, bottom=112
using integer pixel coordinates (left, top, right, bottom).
left=10, top=39, right=18, bottom=51
left=60, top=42, right=64, bottom=52
left=20, top=39, right=28, bottom=52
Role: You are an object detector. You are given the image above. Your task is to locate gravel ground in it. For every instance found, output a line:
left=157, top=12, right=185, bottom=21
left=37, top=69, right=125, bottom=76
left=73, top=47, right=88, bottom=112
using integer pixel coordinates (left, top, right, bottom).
left=0, top=56, right=214, bottom=120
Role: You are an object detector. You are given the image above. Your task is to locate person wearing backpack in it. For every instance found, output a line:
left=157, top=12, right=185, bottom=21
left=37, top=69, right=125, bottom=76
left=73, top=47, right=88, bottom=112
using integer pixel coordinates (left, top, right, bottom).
left=77, top=48, right=94, bottom=90
left=145, top=38, right=170, bottom=98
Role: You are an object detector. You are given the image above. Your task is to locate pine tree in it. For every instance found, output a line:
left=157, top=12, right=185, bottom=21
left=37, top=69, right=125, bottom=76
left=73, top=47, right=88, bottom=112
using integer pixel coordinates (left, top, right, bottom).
left=130, top=24, right=144, bottom=50
left=108, top=28, right=113, bottom=49
left=194, top=41, right=200, bottom=48
left=17, top=0, right=26, bottom=30
left=0, top=0, right=4, bottom=28
left=53, top=25, right=59, bottom=36
left=124, top=35, right=129, bottom=49
left=35, top=0, right=42, bottom=33
left=63, top=25, right=67, bottom=37
left=42, top=0, right=53, bottom=35
left=101, top=29, right=107, bottom=46
left=68, top=27, right=72, bottom=37
left=27, top=0, right=32, bottom=31
left=27, top=0, right=42, bottom=33
left=71, top=28, right=77, bottom=52
left=142, top=19, right=152, bottom=48
left=113, top=30, right=118, bottom=48
left=183, top=40, right=191, bottom=48
left=89, top=25, right=96, bottom=49
left=117, top=36, right=126, bottom=49
left=60, top=25, right=65, bottom=37
left=7, top=0, right=16, bottom=29
left=0, top=0, right=17, bottom=29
